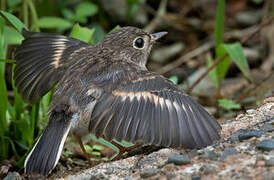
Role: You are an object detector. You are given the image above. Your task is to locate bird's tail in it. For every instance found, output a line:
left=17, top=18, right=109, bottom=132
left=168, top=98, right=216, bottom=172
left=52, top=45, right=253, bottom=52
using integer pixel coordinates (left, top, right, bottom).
left=14, top=30, right=91, bottom=104
left=24, top=111, right=72, bottom=177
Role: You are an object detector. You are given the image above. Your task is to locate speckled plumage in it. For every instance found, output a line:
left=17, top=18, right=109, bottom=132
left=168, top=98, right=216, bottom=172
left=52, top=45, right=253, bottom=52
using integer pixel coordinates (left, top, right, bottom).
left=14, top=27, right=221, bottom=177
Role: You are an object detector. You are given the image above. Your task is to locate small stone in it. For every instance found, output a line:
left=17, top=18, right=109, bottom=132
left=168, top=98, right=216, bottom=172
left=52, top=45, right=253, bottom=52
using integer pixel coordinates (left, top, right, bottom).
left=221, top=148, right=238, bottom=160
left=167, top=154, right=191, bottom=165
left=257, top=140, right=274, bottom=151
left=3, top=172, right=21, bottom=180
left=124, top=177, right=132, bottom=180
left=199, top=150, right=219, bottom=161
left=263, top=171, right=274, bottom=180
left=192, top=175, right=201, bottom=180
left=235, top=10, right=261, bottom=26
left=140, top=168, right=159, bottom=178
left=262, top=124, right=274, bottom=132
left=256, top=160, right=265, bottom=167
left=266, top=158, right=274, bottom=166
left=246, top=109, right=256, bottom=114
left=238, top=130, right=263, bottom=141
left=166, top=173, right=176, bottom=179
left=105, top=167, right=114, bottom=175
left=199, top=163, right=218, bottom=174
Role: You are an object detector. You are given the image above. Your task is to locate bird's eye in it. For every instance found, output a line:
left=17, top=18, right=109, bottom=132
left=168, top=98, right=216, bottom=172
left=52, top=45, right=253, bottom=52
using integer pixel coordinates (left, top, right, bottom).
left=133, top=38, right=145, bottom=49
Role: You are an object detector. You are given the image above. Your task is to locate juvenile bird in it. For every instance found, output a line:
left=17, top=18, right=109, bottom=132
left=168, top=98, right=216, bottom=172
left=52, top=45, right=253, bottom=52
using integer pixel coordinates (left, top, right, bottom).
left=14, top=27, right=221, bottom=177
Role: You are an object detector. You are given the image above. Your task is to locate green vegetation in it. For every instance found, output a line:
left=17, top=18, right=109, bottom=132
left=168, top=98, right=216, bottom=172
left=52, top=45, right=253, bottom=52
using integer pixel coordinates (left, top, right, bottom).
left=0, top=0, right=262, bottom=169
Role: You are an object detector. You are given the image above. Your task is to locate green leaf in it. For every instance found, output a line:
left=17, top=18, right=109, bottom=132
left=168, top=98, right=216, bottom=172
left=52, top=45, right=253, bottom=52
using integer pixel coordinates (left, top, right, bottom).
left=214, top=0, right=225, bottom=47
left=90, top=23, right=105, bottom=44
left=75, top=2, right=98, bottom=23
left=218, top=98, right=241, bottom=111
left=169, top=76, right=178, bottom=84
left=0, top=10, right=28, bottom=32
left=4, top=26, right=24, bottom=45
left=92, top=144, right=104, bottom=151
left=215, top=44, right=231, bottom=81
left=206, top=53, right=218, bottom=87
left=252, top=0, right=263, bottom=4
left=222, top=43, right=253, bottom=81
left=38, top=17, right=73, bottom=30
left=84, top=144, right=94, bottom=154
left=61, top=8, right=75, bottom=21
left=109, top=25, right=121, bottom=33
left=70, top=24, right=95, bottom=44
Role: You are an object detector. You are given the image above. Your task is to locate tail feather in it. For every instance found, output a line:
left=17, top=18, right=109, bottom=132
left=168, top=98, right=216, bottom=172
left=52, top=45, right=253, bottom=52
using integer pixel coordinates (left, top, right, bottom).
left=14, top=30, right=91, bottom=104
left=24, top=112, right=72, bottom=176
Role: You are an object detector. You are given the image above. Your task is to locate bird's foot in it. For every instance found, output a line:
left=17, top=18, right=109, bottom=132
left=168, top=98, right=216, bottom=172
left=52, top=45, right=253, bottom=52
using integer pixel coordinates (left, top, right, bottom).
left=110, top=141, right=142, bottom=161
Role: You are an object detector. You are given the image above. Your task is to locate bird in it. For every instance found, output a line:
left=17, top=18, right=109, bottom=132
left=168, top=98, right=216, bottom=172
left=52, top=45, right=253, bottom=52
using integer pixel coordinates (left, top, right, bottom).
left=14, top=26, right=221, bottom=177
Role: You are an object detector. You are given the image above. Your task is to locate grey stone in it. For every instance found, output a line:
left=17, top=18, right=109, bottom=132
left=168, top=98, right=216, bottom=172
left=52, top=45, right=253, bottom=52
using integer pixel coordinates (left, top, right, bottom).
left=3, top=172, right=21, bottom=180
left=199, top=150, right=219, bottom=161
left=257, top=140, right=274, bottom=151
left=235, top=10, right=261, bottom=26
left=192, top=175, right=201, bottom=180
left=140, top=168, right=159, bottom=179
left=246, top=109, right=256, bottom=114
left=266, top=158, right=274, bottom=166
left=238, top=130, right=264, bottom=141
left=199, top=163, right=218, bottom=174
left=221, top=148, right=238, bottom=160
left=263, top=171, right=274, bottom=180
left=167, top=154, right=191, bottom=165
left=262, top=124, right=274, bottom=132
left=104, top=167, right=114, bottom=175
left=166, top=173, right=176, bottom=179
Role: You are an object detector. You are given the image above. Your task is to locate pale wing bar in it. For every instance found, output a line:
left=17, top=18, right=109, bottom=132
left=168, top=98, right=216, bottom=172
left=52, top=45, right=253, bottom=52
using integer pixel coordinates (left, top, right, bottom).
left=89, top=89, right=221, bottom=149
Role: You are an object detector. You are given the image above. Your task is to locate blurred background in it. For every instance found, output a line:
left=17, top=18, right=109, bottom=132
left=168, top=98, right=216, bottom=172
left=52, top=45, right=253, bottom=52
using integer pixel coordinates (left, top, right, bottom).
left=0, top=0, right=273, bottom=178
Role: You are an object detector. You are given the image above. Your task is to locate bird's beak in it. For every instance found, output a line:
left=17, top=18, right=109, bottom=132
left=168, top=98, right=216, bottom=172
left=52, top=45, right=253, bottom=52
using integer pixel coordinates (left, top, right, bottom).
left=150, top=31, right=168, bottom=42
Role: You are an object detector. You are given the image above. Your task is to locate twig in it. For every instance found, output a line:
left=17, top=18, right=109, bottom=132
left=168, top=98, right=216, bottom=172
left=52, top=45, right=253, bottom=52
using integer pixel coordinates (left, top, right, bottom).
left=156, top=41, right=215, bottom=74
left=144, top=0, right=167, bottom=32
left=186, top=54, right=228, bottom=94
left=186, top=15, right=274, bottom=94
left=235, top=72, right=274, bottom=103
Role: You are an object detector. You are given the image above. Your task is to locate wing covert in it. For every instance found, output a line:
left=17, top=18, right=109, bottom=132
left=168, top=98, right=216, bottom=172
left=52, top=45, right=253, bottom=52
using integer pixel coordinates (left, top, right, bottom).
left=88, top=70, right=221, bottom=149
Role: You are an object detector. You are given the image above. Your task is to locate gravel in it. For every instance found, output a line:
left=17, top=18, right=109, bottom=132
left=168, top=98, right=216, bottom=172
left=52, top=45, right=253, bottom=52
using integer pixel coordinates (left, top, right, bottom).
left=51, top=99, right=274, bottom=180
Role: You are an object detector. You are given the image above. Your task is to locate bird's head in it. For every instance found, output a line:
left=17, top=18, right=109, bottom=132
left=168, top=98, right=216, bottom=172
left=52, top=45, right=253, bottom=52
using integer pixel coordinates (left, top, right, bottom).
left=100, top=26, right=167, bottom=67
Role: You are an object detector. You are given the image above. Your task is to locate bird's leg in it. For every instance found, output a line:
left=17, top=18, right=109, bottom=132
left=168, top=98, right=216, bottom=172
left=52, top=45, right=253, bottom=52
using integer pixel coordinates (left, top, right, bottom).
left=73, top=134, right=93, bottom=166
left=110, top=140, right=142, bottom=161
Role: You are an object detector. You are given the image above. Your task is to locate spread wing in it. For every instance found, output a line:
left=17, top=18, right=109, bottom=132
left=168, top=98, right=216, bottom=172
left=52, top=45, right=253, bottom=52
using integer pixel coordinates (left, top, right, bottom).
left=14, top=30, right=92, bottom=103
left=88, top=70, right=221, bottom=149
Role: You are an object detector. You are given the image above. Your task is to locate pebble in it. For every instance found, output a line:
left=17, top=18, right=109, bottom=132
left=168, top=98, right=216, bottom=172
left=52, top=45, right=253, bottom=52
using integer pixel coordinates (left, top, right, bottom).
left=199, top=150, right=219, bottom=161
left=238, top=130, right=264, bottom=141
left=166, top=173, right=176, bottom=179
left=266, top=158, right=274, bottom=166
left=104, top=167, right=114, bottom=175
left=191, top=175, right=201, bottom=180
left=3, top=172, right=21, bottom=180
left=261, top=124, right=274, bottom=132
left=140, top=168, right=159, bottom=178
left=221, top=148, right=238, bottom=161
left=246, top=109, right=256, bottom=114
left=167, top=154, right=191, bottom=165
left=199, top=163, right=218, bottom=174
left=257, top=140, right=274, bottom=151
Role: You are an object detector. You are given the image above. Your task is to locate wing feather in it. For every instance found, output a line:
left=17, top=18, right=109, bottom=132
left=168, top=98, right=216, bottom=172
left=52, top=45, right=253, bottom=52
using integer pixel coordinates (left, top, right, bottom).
left=86, top=68, right=221, bottom=148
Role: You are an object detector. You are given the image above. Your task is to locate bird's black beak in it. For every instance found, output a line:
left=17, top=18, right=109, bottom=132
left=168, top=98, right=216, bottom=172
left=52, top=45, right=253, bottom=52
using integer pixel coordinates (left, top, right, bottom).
left=150, top=32, right=168, bottom=42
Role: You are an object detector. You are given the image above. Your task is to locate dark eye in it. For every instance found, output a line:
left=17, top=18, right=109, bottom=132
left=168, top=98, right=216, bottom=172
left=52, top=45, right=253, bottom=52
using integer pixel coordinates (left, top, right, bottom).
left=134, top=38, right=144, bottom=49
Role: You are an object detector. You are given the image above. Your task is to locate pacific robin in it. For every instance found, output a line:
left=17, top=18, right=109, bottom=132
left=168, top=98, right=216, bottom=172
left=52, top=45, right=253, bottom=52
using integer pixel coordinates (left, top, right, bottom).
left=14, top=26, right=221, bottom=177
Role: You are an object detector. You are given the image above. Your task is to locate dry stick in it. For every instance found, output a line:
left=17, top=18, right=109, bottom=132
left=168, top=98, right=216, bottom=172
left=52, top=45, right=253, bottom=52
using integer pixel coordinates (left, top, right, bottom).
left=155, top=26, right=256, bottom=75
left=156, top=41, right=215, bottom=74
left=186, top=16, right=274, bottom=94
left=144, top=0, right=167, bottom=33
